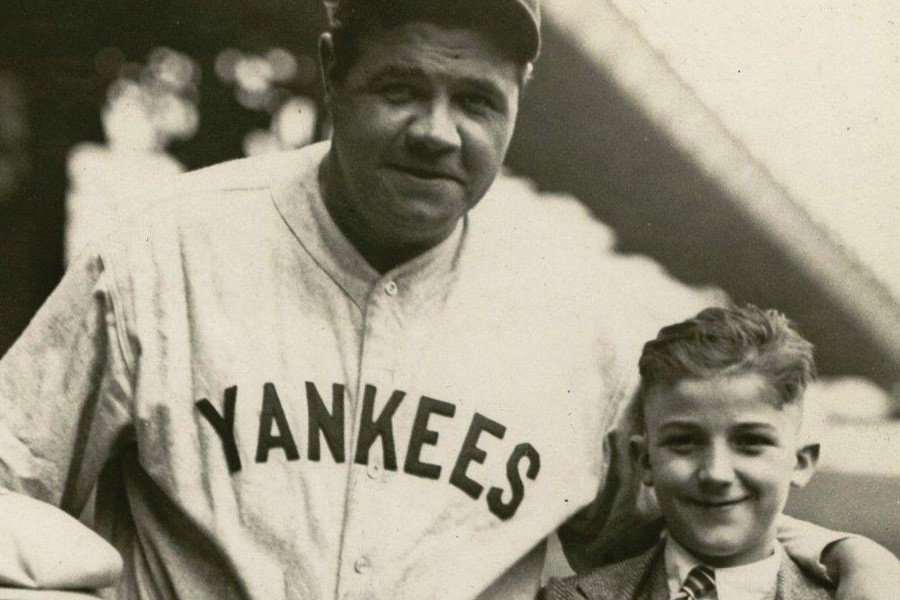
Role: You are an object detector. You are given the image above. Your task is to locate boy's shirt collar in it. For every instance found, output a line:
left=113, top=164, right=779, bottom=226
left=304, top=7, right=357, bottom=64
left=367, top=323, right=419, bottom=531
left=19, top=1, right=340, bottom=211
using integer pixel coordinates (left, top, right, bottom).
left=664, top=533, right=782, bottom=600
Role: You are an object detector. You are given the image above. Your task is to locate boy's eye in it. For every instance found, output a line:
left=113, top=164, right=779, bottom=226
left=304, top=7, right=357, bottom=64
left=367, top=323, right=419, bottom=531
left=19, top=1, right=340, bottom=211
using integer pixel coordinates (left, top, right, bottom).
left=733, top=433, right=776, bottom=454
left=661, top=435, right=701, bottom=454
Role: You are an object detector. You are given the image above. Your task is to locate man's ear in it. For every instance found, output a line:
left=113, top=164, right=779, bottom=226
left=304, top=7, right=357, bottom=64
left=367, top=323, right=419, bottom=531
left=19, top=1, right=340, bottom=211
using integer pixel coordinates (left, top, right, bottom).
left=318, top=32, right=336, bottom=100
left=629, top=434, right=654, bottom=487
left=790, top=443, right=820, bottom=489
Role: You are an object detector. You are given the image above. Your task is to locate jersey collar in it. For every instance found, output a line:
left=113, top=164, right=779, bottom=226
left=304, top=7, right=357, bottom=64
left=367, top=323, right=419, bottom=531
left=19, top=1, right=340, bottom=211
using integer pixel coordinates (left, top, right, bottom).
left=269, top=142, right=466, bottom=312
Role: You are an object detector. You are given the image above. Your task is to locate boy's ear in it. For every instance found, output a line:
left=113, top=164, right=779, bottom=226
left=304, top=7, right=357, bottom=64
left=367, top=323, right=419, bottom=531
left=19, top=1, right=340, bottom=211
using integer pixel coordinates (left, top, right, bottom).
left=629, top=434, right=654, bottom=487
left=523, top=62, right=535, bottom=86
left=318, top=32, right=337, bottom=100
left=790, top=443, right=820, bottom=489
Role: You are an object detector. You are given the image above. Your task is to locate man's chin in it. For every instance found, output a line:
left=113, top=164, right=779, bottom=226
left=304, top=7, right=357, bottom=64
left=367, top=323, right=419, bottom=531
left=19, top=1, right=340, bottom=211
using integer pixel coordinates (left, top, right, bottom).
left=376, top=214, right=460, bottom=249
left=380, top=203, right=465, bottom=238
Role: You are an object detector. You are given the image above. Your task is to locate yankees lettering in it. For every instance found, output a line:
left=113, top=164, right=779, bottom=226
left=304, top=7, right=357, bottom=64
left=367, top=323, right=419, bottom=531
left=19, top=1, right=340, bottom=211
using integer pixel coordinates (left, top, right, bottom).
left=196, top=381, right=541, bottom=520
left=0, top=143, right=693, bottom=600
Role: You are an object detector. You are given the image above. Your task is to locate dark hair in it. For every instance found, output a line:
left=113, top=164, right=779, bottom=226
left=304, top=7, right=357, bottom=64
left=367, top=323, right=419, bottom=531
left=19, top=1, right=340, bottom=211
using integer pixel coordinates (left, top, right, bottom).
left=327, top=0, right=533, bottom=83
left=637, top=304, right=816, bottom=410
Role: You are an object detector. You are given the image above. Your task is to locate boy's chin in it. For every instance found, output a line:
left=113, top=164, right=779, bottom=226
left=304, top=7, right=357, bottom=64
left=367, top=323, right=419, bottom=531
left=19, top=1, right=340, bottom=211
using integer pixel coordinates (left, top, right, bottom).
left=680, top=531, right=775, bottom=568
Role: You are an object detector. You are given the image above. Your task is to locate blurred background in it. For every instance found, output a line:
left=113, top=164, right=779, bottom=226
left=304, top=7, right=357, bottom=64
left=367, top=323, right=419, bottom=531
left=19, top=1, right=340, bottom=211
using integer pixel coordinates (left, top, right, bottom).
left=1, top=0, right=898, bottom=554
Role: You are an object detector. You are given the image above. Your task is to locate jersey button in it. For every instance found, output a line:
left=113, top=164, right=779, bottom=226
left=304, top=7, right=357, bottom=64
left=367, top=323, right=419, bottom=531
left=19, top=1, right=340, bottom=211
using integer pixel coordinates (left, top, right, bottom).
left=367, top=462, right=382, bottom=480
left=384, top=280, right=398, bottom=296
left=354, top=556, right=371, bottom=574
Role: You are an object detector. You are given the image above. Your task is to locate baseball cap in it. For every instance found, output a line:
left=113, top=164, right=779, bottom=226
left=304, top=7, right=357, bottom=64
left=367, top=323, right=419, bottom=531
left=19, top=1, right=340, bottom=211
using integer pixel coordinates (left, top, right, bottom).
left=324, top=0, right=542, bottom=62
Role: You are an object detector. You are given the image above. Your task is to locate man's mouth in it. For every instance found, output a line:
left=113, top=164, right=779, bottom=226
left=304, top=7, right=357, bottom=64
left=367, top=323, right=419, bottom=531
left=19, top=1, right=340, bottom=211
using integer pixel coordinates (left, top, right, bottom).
left=387, top=163, right=460, bottom=183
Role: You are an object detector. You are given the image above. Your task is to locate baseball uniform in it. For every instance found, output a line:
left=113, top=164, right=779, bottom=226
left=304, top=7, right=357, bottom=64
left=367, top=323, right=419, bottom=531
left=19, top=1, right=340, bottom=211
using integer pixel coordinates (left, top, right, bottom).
left=0, top=141, right=820, bottom=600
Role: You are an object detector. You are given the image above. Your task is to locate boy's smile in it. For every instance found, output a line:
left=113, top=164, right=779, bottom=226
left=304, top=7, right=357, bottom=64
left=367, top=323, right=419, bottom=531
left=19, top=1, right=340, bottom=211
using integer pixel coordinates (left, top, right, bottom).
left=635, top=373, right=817, bottom=568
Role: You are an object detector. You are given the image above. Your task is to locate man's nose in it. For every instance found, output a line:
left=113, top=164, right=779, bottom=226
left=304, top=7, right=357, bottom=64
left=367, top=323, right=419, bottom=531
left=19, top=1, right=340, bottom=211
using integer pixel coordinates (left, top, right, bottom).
left=697, top=442, right=736, bottom=486
left=406, top=98, right=462, bottom=156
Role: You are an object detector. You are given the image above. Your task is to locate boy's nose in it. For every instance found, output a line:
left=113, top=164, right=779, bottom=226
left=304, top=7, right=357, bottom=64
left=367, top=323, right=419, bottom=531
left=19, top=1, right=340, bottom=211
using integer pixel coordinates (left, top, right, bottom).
left=697, top=442, right=736, bottom=486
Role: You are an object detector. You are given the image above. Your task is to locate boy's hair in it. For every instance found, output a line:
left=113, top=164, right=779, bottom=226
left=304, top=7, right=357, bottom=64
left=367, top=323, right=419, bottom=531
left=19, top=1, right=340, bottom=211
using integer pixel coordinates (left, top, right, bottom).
left=637, top=304, right=816, bottom=409
left=324, top=0, right=536, bottom=84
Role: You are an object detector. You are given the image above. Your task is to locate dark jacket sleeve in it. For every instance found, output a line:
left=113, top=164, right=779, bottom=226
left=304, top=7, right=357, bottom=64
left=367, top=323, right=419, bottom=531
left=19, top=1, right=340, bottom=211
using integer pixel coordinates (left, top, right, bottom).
left=541, top=576, right=586, bottom=600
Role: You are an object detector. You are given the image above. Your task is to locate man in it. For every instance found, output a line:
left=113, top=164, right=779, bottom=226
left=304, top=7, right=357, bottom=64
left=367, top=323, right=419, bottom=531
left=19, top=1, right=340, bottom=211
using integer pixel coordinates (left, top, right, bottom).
left=0, top=1, right=897, bottom=599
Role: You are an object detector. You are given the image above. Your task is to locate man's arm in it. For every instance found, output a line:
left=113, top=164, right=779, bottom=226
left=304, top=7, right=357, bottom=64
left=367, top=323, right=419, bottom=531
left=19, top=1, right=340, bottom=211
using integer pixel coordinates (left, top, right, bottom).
left=824, top=537, right=900, bottom=600
left=0, top=247, right=133, bottom=589
left=778, top=515, right=900, bottom=600
left=0, top=490, right=121, bottom=590
left=556, top=406, right=664, bottom=572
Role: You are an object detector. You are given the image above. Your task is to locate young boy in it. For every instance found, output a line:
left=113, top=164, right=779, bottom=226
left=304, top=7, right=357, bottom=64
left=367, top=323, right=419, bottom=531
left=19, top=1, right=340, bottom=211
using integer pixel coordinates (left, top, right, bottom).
left=546, top=305, right=834, bottom=599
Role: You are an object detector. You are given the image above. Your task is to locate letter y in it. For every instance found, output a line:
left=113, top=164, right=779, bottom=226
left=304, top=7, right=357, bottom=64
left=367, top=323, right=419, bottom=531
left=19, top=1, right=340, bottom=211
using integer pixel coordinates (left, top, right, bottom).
left=196, top=386, right=242, bottom=473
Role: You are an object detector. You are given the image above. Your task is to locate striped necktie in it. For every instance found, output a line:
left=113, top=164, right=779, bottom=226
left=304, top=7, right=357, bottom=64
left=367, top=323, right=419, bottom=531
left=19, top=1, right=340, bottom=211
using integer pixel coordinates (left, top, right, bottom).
left=674, top=565, right=716, bottom=600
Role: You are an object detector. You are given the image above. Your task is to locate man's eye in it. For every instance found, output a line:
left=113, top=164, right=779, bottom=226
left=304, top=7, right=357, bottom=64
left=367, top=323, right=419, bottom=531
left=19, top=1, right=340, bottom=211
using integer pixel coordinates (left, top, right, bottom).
left=378, top=83, right=416, bottom=103
left=457, top=93, right=494, bottom=114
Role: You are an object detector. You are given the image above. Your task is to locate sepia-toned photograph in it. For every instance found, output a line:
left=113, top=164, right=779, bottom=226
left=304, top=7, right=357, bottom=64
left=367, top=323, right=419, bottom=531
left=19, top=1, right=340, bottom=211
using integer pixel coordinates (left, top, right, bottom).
left=1, top=1, right=898, bottom=598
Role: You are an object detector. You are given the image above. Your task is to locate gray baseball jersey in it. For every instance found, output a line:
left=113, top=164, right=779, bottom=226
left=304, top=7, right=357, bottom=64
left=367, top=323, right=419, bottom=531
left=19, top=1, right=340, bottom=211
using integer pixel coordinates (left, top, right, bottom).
left=0, top=142, right=751, bottom=599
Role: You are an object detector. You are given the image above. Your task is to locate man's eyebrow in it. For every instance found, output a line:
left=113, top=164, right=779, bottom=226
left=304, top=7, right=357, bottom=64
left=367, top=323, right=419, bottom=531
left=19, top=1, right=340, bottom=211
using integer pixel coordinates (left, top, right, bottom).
left=457, top=76, right=507, bottom=98
left=366, top=66, right=507, bottom=95
left=366, top=64, right=428, bottom=83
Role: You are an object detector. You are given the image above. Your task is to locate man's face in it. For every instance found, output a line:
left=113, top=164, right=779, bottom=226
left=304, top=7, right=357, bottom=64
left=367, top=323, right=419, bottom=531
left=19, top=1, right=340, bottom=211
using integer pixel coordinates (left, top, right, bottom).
left=324, top=20, right=522, bottom=252
left=635, top=373, right=815, bottom=567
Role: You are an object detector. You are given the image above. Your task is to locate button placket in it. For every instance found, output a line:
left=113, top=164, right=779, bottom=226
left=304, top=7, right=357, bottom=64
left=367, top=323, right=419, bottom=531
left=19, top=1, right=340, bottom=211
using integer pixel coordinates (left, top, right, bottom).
left=366, top=461, right=383, bottom=480
left=338, top=281, right=400, bottom=598
left=353, top=556, right=371, bottom=574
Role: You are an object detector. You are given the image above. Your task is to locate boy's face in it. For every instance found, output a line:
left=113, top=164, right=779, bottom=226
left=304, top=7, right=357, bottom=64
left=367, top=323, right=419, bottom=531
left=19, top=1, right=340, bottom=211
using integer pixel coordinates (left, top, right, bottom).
left=634, top=372, right=818, bottom=567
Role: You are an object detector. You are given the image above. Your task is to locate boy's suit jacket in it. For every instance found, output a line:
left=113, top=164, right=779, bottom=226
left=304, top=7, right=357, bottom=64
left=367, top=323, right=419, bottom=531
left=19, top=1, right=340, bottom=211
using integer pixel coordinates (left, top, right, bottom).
left=543, top=540, right=835, bottom=600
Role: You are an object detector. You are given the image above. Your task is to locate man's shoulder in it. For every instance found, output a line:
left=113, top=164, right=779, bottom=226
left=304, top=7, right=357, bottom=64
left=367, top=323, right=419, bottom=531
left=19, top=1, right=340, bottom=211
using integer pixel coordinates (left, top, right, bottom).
left=777, top=553, right=836, bottom=600
left=172, top=142, right=327, bottom=197
left=121, top=142, right=328, bottom=218
left=102, top=143, right=329, bottom=246
left=544, top=543, right=665, bottom=600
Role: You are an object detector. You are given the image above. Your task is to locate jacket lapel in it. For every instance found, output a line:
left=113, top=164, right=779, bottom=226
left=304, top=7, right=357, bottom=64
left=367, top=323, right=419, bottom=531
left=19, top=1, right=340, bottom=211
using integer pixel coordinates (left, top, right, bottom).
left=638, top=554, right=670, bottom=600
left=632, top=541, right=668, bottom=600
left=575, top=540, right=666, bottom=600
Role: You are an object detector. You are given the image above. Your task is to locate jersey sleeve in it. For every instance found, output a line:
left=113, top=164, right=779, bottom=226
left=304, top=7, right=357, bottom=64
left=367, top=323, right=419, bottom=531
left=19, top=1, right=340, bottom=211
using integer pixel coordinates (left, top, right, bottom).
left=777, top=514, right=850, bottom=583
left=555, top=400, right=665, bottom=573
left=0, top=245, right=135, bottom=514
